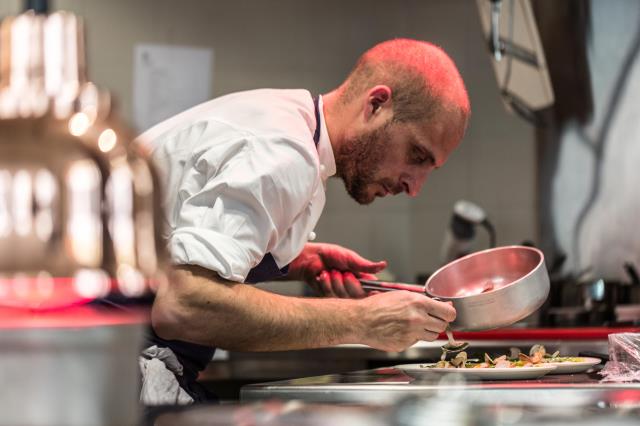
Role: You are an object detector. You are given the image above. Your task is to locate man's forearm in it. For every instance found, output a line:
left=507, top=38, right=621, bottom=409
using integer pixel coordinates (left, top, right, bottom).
left=151, top=265, right=364, bottom=351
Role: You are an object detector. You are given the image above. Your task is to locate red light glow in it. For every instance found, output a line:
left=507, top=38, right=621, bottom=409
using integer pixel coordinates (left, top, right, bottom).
left=0, top=276, right=100, bottom=310
left=0, top=273, right=158, bottom=311
left=0, top=305, right=148, bottom=329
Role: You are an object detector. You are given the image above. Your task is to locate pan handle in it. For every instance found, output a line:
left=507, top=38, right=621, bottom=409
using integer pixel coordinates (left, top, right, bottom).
left=358, top=279, right=425, bottom=294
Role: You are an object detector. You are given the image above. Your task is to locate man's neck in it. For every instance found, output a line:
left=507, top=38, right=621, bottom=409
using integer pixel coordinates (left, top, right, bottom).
left=321, top=89, right=346, bottom=156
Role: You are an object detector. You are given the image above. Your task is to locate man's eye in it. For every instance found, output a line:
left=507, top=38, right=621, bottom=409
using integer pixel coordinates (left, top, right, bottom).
left=411, top=146, right=427, bottom=164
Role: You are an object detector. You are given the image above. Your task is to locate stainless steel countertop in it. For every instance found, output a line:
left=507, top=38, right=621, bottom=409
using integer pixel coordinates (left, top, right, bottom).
left=156, top=393, right=640, bottom=426
left=240, top=366, right=640, bottom=405
left=156, top=371, right=640, bottom=426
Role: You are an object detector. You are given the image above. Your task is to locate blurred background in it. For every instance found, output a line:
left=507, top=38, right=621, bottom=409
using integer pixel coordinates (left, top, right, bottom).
left=0, top=0, right=537, bottom=284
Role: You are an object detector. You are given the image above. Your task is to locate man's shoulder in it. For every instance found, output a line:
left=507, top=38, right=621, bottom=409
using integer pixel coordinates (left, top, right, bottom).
left=227, top=88, right=311, bottom=102
left=218, top=89, right=316, bottom=146
left=220, top=88, right=314, bottom=123
left=137, top=89, right=312, bottom=140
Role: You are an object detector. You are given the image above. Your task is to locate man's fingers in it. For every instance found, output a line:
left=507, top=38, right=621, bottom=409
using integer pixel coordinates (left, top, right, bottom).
left=316, top=271, right=336, bottom=297
left=422, top=330, right=439, bottom=342
left=345, top=254, right=387, bottom=273
left=330, top=270, right=349, bottom=298
left=423, top=314, right=448, bottom=334
left=343, top=272, right=366, bottom=298
left=425, top=298, right=457, bottom=323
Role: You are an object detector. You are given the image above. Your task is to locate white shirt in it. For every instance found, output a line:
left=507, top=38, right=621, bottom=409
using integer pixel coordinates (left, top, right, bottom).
left=137, top=89, right=336, bottom=282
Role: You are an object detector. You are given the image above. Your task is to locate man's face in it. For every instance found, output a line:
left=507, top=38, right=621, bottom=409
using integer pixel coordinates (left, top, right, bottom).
left=335, top=116, right=460, bottom=205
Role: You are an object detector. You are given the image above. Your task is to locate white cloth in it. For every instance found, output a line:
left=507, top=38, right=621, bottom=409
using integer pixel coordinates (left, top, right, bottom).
left=139, top=345, right=194, bottom=406
left=137, top=89, right=336, bottom=282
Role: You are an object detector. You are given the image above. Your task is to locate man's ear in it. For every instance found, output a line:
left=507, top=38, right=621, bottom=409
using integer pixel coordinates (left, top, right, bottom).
left=364, top=85, right=392, bottom=121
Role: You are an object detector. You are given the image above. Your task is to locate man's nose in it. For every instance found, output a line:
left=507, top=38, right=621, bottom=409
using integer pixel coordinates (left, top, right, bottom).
left=401, top=172, right=428, bottom=197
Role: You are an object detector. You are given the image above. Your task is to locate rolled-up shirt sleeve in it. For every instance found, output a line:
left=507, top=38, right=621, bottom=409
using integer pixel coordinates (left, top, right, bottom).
left=167, top=132, right=317, bottom=282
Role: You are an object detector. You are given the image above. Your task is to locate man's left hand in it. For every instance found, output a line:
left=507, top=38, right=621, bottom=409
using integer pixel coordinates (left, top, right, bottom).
left=288, top=243, right=387, bottom=298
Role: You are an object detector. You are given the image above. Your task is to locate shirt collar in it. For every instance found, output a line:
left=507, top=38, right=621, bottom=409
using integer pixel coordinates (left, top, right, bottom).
left=316, top=95, right=336, bottom=181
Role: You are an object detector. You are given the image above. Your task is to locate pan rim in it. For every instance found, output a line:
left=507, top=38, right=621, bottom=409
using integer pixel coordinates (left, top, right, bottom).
left=424, top=245, right=545, bottom=300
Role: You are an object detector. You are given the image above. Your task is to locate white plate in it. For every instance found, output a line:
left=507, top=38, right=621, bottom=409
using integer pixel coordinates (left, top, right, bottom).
left=543, top=357, right=602, bottom=374
left=395, top=363, right=557, bottom=380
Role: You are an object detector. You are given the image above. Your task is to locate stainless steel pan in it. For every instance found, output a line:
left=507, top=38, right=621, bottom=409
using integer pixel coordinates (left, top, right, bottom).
left=360, top=245, right=550, bottom=331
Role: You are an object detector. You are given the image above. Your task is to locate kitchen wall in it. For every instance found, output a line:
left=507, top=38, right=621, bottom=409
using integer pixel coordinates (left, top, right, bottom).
left=549, top=0, right=640, bottom=281
left=0, top=0, right=536, bottom=282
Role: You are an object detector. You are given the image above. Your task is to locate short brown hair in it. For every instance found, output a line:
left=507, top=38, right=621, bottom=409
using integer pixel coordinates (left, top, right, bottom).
left=340, top=39, right=470, bottom=132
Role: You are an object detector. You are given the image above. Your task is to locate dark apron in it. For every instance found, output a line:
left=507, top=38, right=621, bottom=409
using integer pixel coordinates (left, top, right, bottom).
left=146, top=95, right=322, bottom=402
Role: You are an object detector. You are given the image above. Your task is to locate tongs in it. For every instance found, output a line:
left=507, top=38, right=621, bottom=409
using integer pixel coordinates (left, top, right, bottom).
left=359, top=279, right=425, bottom=294
left=359, top=279, right=469, bottom=353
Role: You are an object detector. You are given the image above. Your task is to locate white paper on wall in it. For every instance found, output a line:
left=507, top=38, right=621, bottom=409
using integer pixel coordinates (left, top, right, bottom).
left=133, top=44, right=213, bottom=133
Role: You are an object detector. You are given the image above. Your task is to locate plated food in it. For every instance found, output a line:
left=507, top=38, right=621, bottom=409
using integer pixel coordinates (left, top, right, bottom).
left=396, top=362, right=557, bottom=380
left=517, top=345, right=602, bottom=374
left=543, top=357, right=602, bottom=374
left=396, top=344, right=602, bottom=379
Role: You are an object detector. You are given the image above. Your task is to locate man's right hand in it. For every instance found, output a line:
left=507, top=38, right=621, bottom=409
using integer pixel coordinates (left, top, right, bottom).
left=354, top=291, right=456, bottom=353
left=152, top=265, right=456, bottom=353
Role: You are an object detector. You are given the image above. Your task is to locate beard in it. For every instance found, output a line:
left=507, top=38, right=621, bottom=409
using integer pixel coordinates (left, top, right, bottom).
left=335, top=123, right=391, bottom=205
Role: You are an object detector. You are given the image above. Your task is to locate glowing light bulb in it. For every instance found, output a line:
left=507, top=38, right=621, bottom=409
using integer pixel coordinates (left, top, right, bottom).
left=73, top=269, right=110, bottom=299
left=117, top=264, right=146, bottom=297
left=68, top=112, right=90, bottom=136
left=98, top=128, right=117, bottom=152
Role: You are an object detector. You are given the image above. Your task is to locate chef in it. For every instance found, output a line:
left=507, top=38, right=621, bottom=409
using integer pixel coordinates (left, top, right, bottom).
left=137, top=38, right=470, bottom=404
